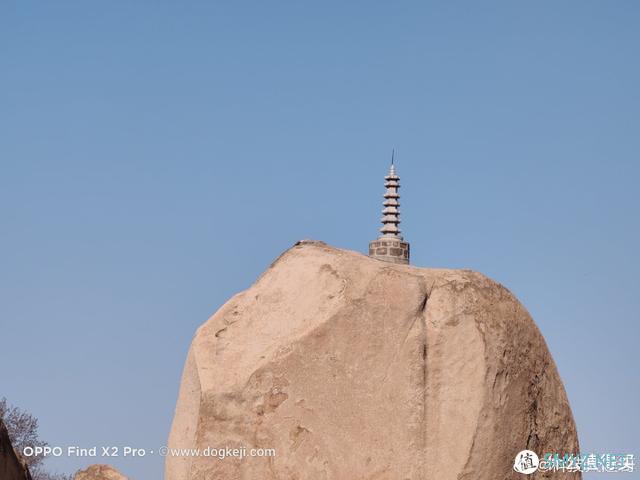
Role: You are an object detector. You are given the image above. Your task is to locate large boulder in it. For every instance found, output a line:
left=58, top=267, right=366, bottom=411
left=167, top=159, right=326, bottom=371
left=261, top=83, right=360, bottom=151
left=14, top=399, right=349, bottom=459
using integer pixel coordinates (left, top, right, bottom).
left=0, top=418, right=31, bottom=480
left=167, top=240, right=580, bottom=479
left=74, top=464, right=128, bottom=480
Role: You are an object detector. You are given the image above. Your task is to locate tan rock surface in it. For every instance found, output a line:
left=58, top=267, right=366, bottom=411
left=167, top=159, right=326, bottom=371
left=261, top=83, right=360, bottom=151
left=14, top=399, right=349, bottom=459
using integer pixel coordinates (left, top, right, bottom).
left=167, top=240, right=580, bottom=480
left=74, top=464, right=128, bottom=480
left=0, top=419, right=32, bottom=480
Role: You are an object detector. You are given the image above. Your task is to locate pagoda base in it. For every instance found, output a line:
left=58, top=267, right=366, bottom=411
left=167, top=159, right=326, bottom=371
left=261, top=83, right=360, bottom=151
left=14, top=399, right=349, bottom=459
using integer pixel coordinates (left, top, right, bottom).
left=368, top=237, right=410, bottom=265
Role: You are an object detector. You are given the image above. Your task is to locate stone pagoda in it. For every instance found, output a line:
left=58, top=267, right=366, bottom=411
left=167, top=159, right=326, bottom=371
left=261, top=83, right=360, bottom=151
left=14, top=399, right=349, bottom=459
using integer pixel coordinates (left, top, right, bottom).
left=368, top=156, right=410, bottom=264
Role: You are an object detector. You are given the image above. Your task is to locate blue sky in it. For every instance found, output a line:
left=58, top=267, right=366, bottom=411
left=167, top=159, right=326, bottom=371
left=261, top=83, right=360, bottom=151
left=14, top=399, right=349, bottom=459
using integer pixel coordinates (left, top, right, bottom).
left=1, top=1, right=638, bottom=478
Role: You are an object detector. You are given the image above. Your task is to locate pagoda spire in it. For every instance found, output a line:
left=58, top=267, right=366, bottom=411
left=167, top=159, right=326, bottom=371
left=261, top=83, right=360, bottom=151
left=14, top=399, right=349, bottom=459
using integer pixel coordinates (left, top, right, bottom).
left=368, top=153, right=410, bottom=264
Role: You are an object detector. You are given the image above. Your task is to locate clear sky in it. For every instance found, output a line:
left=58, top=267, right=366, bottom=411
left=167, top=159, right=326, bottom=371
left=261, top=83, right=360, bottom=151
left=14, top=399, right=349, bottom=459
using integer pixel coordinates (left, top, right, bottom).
left=1, top=1, right=638, bottom=479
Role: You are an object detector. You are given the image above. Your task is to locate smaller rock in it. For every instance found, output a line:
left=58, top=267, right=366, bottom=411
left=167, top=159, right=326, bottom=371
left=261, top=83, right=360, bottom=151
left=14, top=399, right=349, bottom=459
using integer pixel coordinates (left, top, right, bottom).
left=0, top=418, right=32, bottom=480
left=74, top=464, right=128, bottom=480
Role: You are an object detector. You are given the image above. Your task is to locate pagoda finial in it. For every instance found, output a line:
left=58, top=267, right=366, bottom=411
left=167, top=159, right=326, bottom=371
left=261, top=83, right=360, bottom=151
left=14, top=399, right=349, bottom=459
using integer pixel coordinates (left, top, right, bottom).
left=368, top=155, right=410, bottom=265
left=390, top=149, right=396, bottom=176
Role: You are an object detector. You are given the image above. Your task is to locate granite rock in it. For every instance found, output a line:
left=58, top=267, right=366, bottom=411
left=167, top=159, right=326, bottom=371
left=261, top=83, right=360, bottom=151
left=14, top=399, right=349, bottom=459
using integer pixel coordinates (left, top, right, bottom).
left=167, top=240, right=580, bottom=479
left=74, top=464, right=128, bottom=480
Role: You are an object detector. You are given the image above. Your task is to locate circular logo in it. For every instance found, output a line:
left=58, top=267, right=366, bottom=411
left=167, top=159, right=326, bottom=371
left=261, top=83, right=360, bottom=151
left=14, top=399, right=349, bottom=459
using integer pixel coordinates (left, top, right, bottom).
left=513, top=450, right=540, bottom=474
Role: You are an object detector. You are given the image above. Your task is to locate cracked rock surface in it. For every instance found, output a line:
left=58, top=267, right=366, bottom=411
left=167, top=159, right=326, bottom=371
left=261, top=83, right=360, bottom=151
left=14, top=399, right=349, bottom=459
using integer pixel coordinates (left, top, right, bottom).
left=166, top=240, right=580, bottom=480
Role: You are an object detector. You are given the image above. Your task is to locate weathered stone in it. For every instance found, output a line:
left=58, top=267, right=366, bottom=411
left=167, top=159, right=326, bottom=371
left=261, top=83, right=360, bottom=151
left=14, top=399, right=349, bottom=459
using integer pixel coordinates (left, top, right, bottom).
left=74, top=464, right=128, bottom=480
left=167, top=240, right=580, bottom=479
